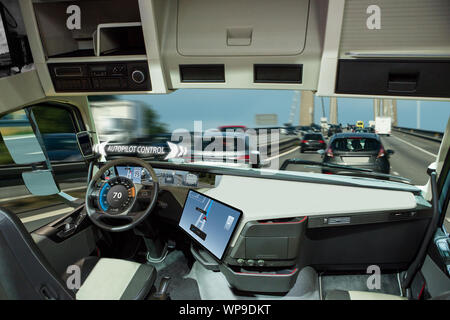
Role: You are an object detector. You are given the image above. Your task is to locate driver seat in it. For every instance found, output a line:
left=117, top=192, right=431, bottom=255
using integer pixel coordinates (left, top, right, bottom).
left=0, top=207, right=156, bottom=300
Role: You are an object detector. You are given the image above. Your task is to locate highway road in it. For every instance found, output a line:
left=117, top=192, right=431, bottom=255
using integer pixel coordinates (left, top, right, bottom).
left=0, top=130, right=446, bottom=231
left=277, top=130, right=440, bottom=185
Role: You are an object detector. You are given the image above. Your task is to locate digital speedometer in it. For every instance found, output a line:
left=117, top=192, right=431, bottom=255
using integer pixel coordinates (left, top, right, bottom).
left=98, top=176, right=136, bottom=215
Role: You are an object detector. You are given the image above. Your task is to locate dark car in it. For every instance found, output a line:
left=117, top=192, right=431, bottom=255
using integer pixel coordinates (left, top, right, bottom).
left=297, top=125, right=311, bottom=135
left=310, top=123, right=321, bottom=132
left=285, top=126, right=297, bottom=135
left=300, top=133, right=326, bottom=153
left=321, top=133, right=394, bottom=174
left=327, top=124, right=343, bottom=137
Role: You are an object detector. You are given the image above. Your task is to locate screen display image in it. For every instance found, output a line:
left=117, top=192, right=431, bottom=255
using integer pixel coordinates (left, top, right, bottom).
left=179, top=190, right=242, bottom=260
left=0, top=6, right=12, bottom=68
left=116, top=166, right=143, bottom=184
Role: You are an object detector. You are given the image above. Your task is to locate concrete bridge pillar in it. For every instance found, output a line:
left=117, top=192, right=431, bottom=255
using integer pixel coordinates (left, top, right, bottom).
left=380, top=99, right=398, bottom=126
left=373, top=99, right=381, bottom=118
left=391, top=100, right=398, bottom=126
left=329, top=97, right=338, bottom=124
left=299, top=91, right=315, bottom=126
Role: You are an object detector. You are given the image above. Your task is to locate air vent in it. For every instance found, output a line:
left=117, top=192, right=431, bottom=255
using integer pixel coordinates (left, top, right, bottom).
left=179, top=64, right=225, bottom=82
left=254, top=64, right=302, bottom=83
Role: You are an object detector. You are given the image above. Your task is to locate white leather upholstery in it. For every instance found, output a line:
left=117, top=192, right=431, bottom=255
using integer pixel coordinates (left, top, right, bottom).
left=76, top=258, right=152, bottom=300
left=348, top=291, right=406, bottom=300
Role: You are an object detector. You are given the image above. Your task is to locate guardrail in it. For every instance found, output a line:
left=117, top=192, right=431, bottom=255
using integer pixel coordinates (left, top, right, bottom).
left=392, top=126, right=443, bottom=143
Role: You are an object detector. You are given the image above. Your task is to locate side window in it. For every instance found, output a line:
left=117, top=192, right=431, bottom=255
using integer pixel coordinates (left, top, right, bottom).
left=32, top=105, right=83, bottom=162
left=438, top=151, right=450, bottom=233
left=0, top=103, right=88, bottom=231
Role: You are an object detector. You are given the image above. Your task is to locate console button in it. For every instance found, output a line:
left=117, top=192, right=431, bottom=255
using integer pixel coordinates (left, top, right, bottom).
left=131, top=70, right=145, bottom=84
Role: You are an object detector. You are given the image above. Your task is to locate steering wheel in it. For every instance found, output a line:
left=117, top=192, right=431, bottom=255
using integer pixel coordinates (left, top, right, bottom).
left=85, top=157, right=159, bottom=232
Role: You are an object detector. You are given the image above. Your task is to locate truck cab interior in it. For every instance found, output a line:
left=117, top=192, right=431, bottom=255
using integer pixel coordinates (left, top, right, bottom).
left=0, top=0, right=449, bottom=301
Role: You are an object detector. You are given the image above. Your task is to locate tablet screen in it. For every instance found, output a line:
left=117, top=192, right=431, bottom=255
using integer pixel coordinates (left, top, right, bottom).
left=178, top=190, right=242, bottom=260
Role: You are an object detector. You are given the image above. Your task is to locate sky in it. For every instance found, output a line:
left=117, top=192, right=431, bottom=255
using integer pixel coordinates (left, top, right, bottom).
left=122, top=90, right=450, bottom=133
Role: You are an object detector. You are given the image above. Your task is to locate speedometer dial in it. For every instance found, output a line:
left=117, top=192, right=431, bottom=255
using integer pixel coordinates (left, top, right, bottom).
left=98, top=176, right=136, bottom=215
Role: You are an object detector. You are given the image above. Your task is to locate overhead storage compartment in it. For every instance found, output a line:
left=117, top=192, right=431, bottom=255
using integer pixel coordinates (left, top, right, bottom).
left=33, top=0, right=142, bottom=58
left=177, top=0, right=310, bottom=56
left=335, top=59, right=450, bottom=98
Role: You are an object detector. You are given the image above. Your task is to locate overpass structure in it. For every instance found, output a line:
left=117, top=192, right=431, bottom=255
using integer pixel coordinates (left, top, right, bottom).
left=298, top=91, right=399, bottom=126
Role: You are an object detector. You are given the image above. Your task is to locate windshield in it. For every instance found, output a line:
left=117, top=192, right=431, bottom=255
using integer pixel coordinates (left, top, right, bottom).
left=331, top=137, right=380, bottom=152
left=303, top=134, right=323, bottom=140
left=87, top=91, right=449, bottom=186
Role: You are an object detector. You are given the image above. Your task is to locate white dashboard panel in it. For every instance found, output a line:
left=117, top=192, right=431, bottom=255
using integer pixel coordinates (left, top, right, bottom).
left=203, top=175, right=417, bottom=245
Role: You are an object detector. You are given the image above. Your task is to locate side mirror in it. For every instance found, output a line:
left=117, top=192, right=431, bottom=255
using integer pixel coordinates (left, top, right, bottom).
left=387, top=149, right=394, bottom=155
left=427, top=162, right=437, bottom=176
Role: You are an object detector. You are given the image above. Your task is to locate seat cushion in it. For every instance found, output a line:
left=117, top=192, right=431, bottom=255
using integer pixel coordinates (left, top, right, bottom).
left=326, top=290, right=407, bottom=300
left=73, top=258, right=156, bottom=300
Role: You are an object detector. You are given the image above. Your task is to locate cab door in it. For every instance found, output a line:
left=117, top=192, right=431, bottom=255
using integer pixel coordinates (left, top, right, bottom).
left=0, top=101, right=98, bottom=275
left=412, top=119, right=450, bottom=299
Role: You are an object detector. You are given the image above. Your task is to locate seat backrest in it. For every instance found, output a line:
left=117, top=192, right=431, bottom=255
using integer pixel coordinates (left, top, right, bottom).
left=0, top=208, right=74, bottom=300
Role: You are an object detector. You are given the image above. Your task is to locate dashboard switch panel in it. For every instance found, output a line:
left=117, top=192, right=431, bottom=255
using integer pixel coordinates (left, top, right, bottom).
left=48, top=61, right=151, bottom=92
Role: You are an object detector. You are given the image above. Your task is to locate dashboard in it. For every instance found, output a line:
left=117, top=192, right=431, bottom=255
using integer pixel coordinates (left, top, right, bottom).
left=102, top=166, right=217, bottom=188
left=91, top=164, right=218, bottom=215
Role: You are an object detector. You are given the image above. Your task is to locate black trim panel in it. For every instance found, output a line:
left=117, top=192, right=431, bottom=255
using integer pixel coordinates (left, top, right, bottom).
left=179, top=64, right=225, bottom=82
left=254, top=64, right=302, bottom=83
left=336, top=59, right=450, bottom=98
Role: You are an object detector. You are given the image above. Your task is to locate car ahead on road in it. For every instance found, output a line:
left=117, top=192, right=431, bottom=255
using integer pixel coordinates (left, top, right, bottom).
left=300, top=133, right=326, bottom=153
left=285, top=126, right=297, bottom=135
left=297, top=125, right=311, bottom=135
left=320, top=133, right=394, bottom=174
left=182, top=132, right=262, bottom=168
left=327, top=124, right=343, bottom=137
left=310, top=123, right=322, bottom=132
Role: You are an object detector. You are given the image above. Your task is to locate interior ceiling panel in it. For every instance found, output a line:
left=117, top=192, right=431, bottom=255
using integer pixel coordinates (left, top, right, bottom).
left=340, top=0, right=450, bottom=56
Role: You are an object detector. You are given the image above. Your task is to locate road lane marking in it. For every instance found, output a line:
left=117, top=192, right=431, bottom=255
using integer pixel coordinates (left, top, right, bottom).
left=0, top=186, right=86, bottom=203
left=20, top=207, right=73, bottom=223
left=392, top=135, right=438, bottom=158
left=393, top=171, right=400, bottom=175
left=265, top=146, right=300, bottom=161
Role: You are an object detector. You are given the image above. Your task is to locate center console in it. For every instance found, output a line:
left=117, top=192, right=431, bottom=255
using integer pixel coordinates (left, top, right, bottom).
left=179, top=190, right=305, bottom=293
